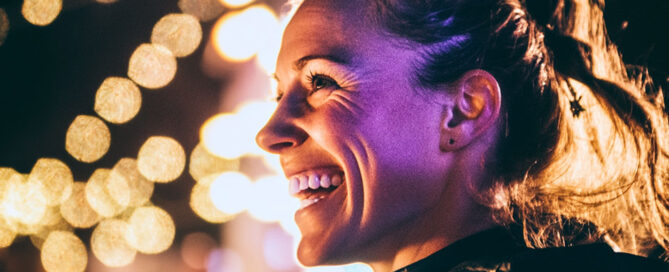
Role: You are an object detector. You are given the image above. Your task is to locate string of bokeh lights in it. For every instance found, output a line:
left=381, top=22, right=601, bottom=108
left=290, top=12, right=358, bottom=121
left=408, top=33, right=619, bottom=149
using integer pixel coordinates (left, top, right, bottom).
left=2, top=0, right=373, bottom=271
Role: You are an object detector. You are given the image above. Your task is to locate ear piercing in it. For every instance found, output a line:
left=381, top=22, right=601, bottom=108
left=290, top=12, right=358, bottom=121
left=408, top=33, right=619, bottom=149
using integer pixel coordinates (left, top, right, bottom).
left=449, top=139, right=455, bottom=145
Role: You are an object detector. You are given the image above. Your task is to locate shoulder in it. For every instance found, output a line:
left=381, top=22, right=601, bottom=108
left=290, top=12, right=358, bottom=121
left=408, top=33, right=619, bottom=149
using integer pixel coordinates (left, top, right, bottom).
left=450, top=243, right=669, bottom=272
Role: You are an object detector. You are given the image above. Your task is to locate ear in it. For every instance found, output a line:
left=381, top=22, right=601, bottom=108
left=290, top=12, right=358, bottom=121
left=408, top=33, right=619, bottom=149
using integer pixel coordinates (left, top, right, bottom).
left=440, top=69, right=502, bottom=152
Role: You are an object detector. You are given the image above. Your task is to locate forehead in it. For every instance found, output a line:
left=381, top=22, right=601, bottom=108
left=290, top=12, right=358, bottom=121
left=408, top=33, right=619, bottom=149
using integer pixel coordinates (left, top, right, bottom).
left=276, top=0, right=386, bottom=72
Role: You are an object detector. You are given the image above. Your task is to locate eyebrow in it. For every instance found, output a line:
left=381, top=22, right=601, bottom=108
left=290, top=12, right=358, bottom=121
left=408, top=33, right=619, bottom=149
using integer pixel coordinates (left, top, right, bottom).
left=293, top=54, right=351, bottom=71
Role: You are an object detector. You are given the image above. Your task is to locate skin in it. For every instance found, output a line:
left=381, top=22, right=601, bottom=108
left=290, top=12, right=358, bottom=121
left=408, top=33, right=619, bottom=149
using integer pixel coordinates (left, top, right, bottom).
left=256, top=0, right=504, bottom=271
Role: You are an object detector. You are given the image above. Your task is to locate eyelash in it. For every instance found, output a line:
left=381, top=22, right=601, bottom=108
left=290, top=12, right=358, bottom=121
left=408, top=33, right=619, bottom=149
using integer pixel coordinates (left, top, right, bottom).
left=274, top=72, right=340, bottom=102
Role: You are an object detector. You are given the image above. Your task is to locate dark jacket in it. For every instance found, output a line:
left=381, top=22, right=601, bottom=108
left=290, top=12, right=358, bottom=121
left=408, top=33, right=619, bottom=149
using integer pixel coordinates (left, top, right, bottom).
left=394, top=228, right=669, bottom=272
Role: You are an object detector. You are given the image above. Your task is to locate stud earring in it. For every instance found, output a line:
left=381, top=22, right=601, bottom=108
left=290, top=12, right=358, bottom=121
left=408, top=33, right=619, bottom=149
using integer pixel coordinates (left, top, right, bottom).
left=449, top=139, right=455, bottom=145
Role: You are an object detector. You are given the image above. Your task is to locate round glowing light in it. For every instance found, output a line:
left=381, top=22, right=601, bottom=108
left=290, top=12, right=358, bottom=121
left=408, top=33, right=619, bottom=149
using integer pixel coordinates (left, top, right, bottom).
left=219, top=0, right=254, bottom=8
left=85, top=169, right=124, bottom=218
left=127, top=43, right=177, bottom=89
left=137, top=136, right=186, bottom=183
left=0, top=219, right=16, bottom=248
left=91, top=219, right=137, bottom=267
left=125, top=206, right=175, bottom=254
left=0, top=8, right=9, bottom=47
left=151, top=13, right=202, bottom=58
left=209, top=172, right=252, bottom=214
left=263, top=226, right=299, bottom=271
left=94, top=77, right=142, bottom=124
left=65, top=115, right=111, bottom=163
left=180, top=232, right=217, bottom=270
left=96, top=0, right=118, bottom=3
left=108, top=158, right=154, bottom=207
left=247, top=176, right=298, bottom=223
left=29, top=217, right=73, bottom=250
left=189, top=143, right=240, bottom=182
left=40, top=231, right=87, bottom=272
left=255, top=17, right=286, bottom=74
left=200, top=101, right=275, bottom=159
left=2, top=174, right=47, bottom=225
left=38, top=206, right=64, bottom=226
left=190, top=176, right=236, bottom=223
left=212, top=5, right=280, bottom=62
left=61, top=182, right=100, bottom=228
left=22, top=0, right=62, bottom=26
left=28, top=158, right=73, bottom=205
left=178, top=0, right=225, bottom=22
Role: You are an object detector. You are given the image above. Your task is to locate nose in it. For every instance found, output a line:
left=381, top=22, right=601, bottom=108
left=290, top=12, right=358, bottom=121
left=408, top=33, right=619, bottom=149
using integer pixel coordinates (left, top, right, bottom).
left=256, top=100, right=308, bottom=154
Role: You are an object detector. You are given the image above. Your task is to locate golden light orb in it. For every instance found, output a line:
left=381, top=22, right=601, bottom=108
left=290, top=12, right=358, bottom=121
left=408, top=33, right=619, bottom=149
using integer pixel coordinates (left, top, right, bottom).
left=22, top=0, right=62, bottom=26
left=91, top=219, right=137, bottom=267
left=0, top=219, right=16, bottom=248
left=2, top=174, right=48, bottom=225
left=40, top=231, right=87, bottom=272
left=209, top=171, right=252, bottom=214
left=85, top=169, right=124, bottom=218
left=94, top=77, right=142, bottom=124
left=38, top=206, right=64, bottom=227
left=0, top=8, right=8, bottom=47
left=61, top=182, right=100, bottom=228
left=219, top=0, right=254, bottom=9
left=28, top=158, right=73, bottom=205
left=247, top=175, right=298, bottom=223
left=189, top=142, right=240, bottom=182
left=125, top=206, right=175, bottom=254
left=137, top=136, right=186, bottom=183
left=178, top=0, right=225, bottom=22
left=29, top=217, right=73, bottom=250
left=151, top=13, right=202, bottom=58
left=128, top=43, right=177, bottom=89
left=108, top=158, right=154, bottom=207
left=190, top=175, right=236, bottom=223
left=200, top=101, right=274, bottom=159
left=65, top=115, right=111, bottom=163
left=212, top=5, right=280, bottom=62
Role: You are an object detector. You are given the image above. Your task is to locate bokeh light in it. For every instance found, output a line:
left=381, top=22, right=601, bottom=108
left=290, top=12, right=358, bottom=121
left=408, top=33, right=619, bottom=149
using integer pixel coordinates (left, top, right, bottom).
left=137, top=136, right=186, bottom=183
left=190, top=175, right=236, bottom=223
left=209, top=171, right=252, bottom=215
left=263, top=225, right=298, bottom=271
left=65, top=115, right=111, bottom=163
left=40, top=231, right=87, bottom=272
left=94, top=77, right=142, bottom=124
left=2, top=173, right=47, bottom=225
left=108, top=158, right=154, bottom=207
left=200, top=101, right=275, bottom=159
left=207, top=248, right=245, bottom=272
left=247, top=175, right=298, bottom=223
left=189, top=142, right=240, bottom=182
left=22, top=0, right=62, bottom=26
left=219, top=0, right=254, bottom=8
left=86, top=169, right=124, bottom=218
left=127, top=43, right=177, bottom=89
left=91, top=219, right=137, bottom=267
left=151, top=13, right=203, bottom=58
left=61, top=182, right=101, bottom=228
left=0, top=218, right=16, bottom=248
left=0, top=8, right=8, bottom=47
left=29, top=216, right=73, bottom=249
left=212, top=5, right=280, bottom=62
left=180, top=232, right=217, bottom=270
left=125, top=206, right=175, bottom=254
left=27, top=158, right=73, bottom=205
left=178, top=0, right=226, bottom=22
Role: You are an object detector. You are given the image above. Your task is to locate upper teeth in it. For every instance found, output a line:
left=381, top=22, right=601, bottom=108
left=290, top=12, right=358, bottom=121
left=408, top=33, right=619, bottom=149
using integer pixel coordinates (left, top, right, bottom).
left=289, top=173, right=343, bottom=195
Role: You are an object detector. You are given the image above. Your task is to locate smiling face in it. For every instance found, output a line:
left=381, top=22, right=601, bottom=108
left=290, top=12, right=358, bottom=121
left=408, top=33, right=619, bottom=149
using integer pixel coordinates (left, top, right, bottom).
left=256, top=0, right=465, bottom=267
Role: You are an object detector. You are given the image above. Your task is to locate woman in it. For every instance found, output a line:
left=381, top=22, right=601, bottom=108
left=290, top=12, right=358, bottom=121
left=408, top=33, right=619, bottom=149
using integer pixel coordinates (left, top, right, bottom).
left=255, top=0, right=669, bottom=271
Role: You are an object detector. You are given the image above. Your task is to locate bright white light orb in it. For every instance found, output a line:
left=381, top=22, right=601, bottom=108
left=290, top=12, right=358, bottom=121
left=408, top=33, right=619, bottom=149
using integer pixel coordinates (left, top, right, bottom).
left=212, top=5, right=280, bottom=62
left=247, top=175, right=298, bottom=223
left=209, top=172, right=251, bottom=214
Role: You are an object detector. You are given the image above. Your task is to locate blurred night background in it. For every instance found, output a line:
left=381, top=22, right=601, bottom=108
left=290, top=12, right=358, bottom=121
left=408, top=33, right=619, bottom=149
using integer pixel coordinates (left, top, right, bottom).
left=0, top=0, right=666, bottom=271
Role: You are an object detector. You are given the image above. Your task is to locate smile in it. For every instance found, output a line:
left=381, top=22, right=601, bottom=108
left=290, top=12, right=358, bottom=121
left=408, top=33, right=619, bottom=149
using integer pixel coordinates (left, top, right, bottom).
left=287, top=168, right=345, bottom=209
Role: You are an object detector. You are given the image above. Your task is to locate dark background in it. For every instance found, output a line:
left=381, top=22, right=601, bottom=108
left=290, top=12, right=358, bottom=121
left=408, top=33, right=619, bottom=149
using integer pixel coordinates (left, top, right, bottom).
left=0, top=0, right=667, bottom=271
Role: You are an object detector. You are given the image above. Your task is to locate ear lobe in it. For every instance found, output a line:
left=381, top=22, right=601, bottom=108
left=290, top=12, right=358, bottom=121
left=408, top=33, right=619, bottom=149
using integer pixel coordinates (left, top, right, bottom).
left=440, top=69, right=502, bottom=152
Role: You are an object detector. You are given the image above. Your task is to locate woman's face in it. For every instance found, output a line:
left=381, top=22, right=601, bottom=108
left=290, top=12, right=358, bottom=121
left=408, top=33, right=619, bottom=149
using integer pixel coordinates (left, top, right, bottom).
left=256, top=0, right=455, bottom=266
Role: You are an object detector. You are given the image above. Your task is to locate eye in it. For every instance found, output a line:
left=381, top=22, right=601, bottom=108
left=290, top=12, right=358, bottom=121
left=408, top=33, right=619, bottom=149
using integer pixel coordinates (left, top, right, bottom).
left=307, top=72, right=340, bottom=94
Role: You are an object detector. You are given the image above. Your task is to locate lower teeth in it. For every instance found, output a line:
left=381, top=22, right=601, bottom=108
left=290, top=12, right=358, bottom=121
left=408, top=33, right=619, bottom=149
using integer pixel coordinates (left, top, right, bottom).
left=299, top=197, right=324, bottom=209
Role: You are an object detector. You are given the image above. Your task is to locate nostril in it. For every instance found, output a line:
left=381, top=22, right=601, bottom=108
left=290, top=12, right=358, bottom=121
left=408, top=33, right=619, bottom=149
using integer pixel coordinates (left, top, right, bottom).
left=269, top=142, right=294, bottom=152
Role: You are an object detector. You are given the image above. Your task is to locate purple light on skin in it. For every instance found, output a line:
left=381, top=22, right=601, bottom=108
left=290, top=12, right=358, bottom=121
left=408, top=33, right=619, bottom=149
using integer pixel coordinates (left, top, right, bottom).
left=263, top=225, right=300, bottom=271
left=207, top=248, right=244, bottom=272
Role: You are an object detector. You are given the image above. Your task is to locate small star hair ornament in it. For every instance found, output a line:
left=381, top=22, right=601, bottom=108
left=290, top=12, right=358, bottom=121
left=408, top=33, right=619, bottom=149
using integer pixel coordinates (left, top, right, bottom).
left=566, top=80, right=585, bottom=117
